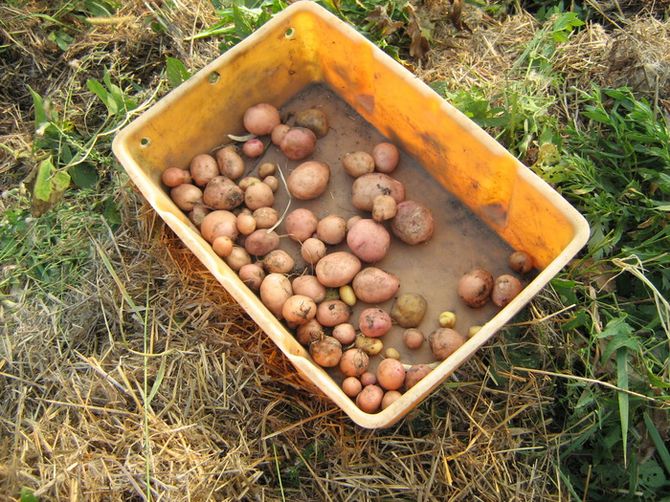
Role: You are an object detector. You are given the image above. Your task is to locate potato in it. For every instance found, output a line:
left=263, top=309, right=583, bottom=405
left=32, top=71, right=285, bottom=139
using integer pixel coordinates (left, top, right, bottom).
left=338, top=285, right=356, bottom=307
left=280, top=127, right=317, bottom=160
left=315, top=252, right=361, bottom=288
left=346, top=215, right=362, bottom=231
left=346, top=219, right=390, bottom=263
left=215, top=147, right=245, bottom=180
left=285, top=208, right=318, bottom=242
left=468, top=325, right=482, bottom=338
left=170, top=183, right=202, bottom=212
left=188, top=204, right=210, bottom=227
left=236, top=212, right=256, bottom=235
left=264, top=249, right=295, bottom=274
left=301, top=238, right=326, bottom=265
left=263, top=176, right=279, bottom=192
left=287, top=161, right=330, bottom=200
left=296, top=319, right=324, bottom=345
left=310, top=336, right=342, bottom=367
left=243, top=103, right=280, bottom=135
left=342, top=151, right=374, bottom=178
left=259, top=162, right=276, bottom=179
left=225, top=246, right=251, bottom=272
left=491, top=274, right=522, bottom=307
left=238, top=263, right=265, bottom=291
left=244, top=229, right=280, bottom=256
left=356, top=384, right=383, bottom=413
left=203, top=176, right=244, bottom=210
left=509, top=251, right=533, bottom=274
left=212, top=236, right=233, bottom=257
left=358, top=308, right=392, bottom=338
left=372, top=142, right=400, bottom=173
left=190, top=154, right=219, bottom=186
left=390, top=293, right=427, bottom=328
left=201, top=210, right=237, bottom=242
left=292, top=275, right=326, bottom=303
left=372, top=195, right=397, bottom=222
left=355, top=335, right=383, bottom=356
left=260, top=273, right=292, bottom=318
left=242, top=138, right=264, bottom=158
left=351, top=173, right=405, bottom=211
left=352, top=267, right=400, bottom=304
left=342, top=377, right=362, bottom=398
left=458, top=268, right=494, bottom=308
left=429, top=328, right=466, bottom=360
left=332, top=323, right=356, bottom=345
left=253, top=207, right=278, bottom=229
left=295, top=108, right=329, bottom=137
left=316, top=300, right=350, bottom=327
left=403, top=329, right=424, bottom=349
left=238, top=176, right=261, bottom=191
left=381, top=390, right=402, bottom=410
left=404, top=364, right=431, bottom=390
left=385, top=348, right=400, bottom=360
left=339, top=348, right=369, bottom=377
left=376, top=358, right=405, bottom=390
left=360, top=372, right=376, bottom=386
left=282, top=295, right=317, bottom=325
left=391, top=200, right=434, bottom=245
left=244, top=182, right=274, bottom=210
left=271, top=124, right=290, bottom=145
left=162, top=167, right=191, bottom=187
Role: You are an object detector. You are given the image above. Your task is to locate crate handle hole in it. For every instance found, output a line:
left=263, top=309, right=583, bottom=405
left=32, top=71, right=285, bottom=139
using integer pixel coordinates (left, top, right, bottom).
left=140, top=137, right=151, bottom=147
left=208, top=71, right=220, bottom=84
left=284, top=27, right=295, bottom=39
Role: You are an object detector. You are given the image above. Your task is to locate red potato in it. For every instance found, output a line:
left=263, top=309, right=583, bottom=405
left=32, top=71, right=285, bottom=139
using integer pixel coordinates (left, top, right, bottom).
left=339, top=348, right=369, bottom=377
left=391, top=200, right=435, bottom=245
left=316, top=300, right=351, bottom=327
left=271, top=124, right=290, bottom=145
left=346, top=219, right=390, bottom=263
left=215, top=147, right=245, bottom=180
left=356, top=384, right=383, bottom=413
left=376, top=359, right=405, bottom=391
left=372, top=142, right=400, bottom=173
left=200, top=210, right=238, bottom=242
left=244, top=182, right=274, bottom=210
left=243, top=103, right=280, bottom=135
left=296, top=319, right=324, bottom=345
left=509, top=251, right=533, bottom=274
left=301, top=238, right=326, bottom=265
left=295, top=108, right=329, bottom=137
left=242, top=138, right=264, bottom=158
left=260, top=273, right=293, bottom=318
left=491, top=274, right=523, bottom=307
left=342, top=151, right=375, bottom=178
left=316, top=215, right=346, bottom=245
left=310, top=337, right=342, bottom=367
left=170, top=184, right=202, bottom=212
left=285, top=208, right=318, bottom=242
left=253, top=207, right=278, bottom=229
left=332, top=323, right=356, bottom=345
left=358, top=308, right=392, bottom=338
left=190, top=154, right=219, bottom=187
left=238, top=263, right=265, bottom=291
left=212, top=236, right=233, bottom=257
left=286, top=161, right=330, bottom=200
left=458, top=268, right=494, bottom=308
left=315, top=252, right=361, bottom=288
left=352, top=267, right=400, bottom=304
left=429, top=328, right=466, bottom=361
left=161, top=167, right=191, bottom=187
left=382, top=391, right=402, bottom=410
left=292, top=275, right=326, bottom=303
left=224, top=246, right=251, bottom=272
left=351, top=173, right=405, bottom=211
left=244, top=229, right=280, bottom=256
left=404, top=364, right=432, bottom=390
left=203, top=176, right=244, bottom=210
left=282, top=295, right=317, bottom=325
left=264, top=249, right=295, bottom=274
left=360, top=372, right=376, bottom=386
left=280, top=127, right=317, bottom=160
left=342, top=377, right=362, bottom=398
left=403, top=329, right=424, bottom=350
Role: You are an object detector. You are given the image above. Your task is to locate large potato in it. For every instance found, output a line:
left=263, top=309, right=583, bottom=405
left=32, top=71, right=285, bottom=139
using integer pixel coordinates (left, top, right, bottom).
left=203, top=176, right=244, bottom=210
left=351, top=173, right=405, bottom=211
left=170, top=184, right=202, bottom=212
left=292, top=275, right=326, bottom=303
left=352, top=267, right=400, bottom=304
left=346, top=219, right=390, bottom=263
left=358, top=308, right=392, bottom=338
left=189, top=154, right=219, bottom=187
left=243, top=103, right=280, bottom=135
left=244, top=229, right=280, bottom=256
left=316, top=215, right=346, bottom=245
left=282, top=295, right=317, bottom=325
left=287, top=161, right=330, bottom=200
left=215, top=147, right=244, bottom=180
left=285, top=208, right=318, bottom=242
left=280, top=127, right=317, bottom=160
left=260, top=273, right=292, bottom=318
left=315, top=252, right=361, bottom=288
left=244, top=182, right=274, bottom=210
left=200, top=210, right=237, bottom=242
left=391, top=200, right=434, bottom=245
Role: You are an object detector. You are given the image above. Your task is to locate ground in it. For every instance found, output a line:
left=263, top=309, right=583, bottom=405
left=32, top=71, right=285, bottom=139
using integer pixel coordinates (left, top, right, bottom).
left=1, top=1, right=669, bottom=501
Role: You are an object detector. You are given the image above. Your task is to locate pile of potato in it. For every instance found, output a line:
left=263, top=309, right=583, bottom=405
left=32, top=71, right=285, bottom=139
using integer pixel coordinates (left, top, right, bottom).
left=162, top=102, right=531, bottom=414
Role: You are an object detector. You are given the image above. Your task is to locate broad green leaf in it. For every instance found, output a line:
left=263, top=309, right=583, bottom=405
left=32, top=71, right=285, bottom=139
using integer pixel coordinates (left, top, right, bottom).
left=103, top=198, right=122, bottom=227
left=166, top=57, right=190, bottom=88
left=69, top=163, right=99, bottom=188
left=616, top=347, right=629, bottom=466
left=87, top=78, right=117, bottom=115
left=20, top=487, right=38, bottom=502
left=52, top=170, right=71, bottom=193
left=34, top=158, right=56, bottom=202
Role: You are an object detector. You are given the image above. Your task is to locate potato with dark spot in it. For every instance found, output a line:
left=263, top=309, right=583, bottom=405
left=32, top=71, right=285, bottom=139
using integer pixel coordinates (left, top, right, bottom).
left=260, top=273, right=292, bottom=318
left=358, top=308, right=392, bottom=338
left=315, top=252, right=361, bottom=288
left=253, top=207, right=278, bottom=229
left=238, top=263, right=265, bottom=291
left=215, top=147, right=245, bottom=180
left=212, top=236, right=233, bottom=257
left=203, top=176, right=244, bottom=210
left=280, top=127, right=317, bottom=160
left=285, top=208, right=318, bottom=242
left=356, top=384, right=383, bottom=413
left=372, top=195, right=397, bottom=222
left=282, top=295, right=317, bottom=325
left=170, top=184, right=202, bottom=212
left=188, top=204, right=210, bottom=227
left=296, top=319, right=324, bottom=345
left=491, top=274, right=523, bottom=307
left=190, top=154, right=219, bottom=186
left=404, top=364, right=432, bottom=390
left=287, top=161, right=330, bottom=200
left=243, top=103, right=280, bottom=135
left=224, top=246, right=251, bottom=272
left=244, top=229, right=280, bottom=256
left=429, top=328, right=466, bottom=361
left=201, top=210, right=237, bottom=242
left=352, top=267, right=399, bottom=304
left=458, top=268, right=494, bottom=308
left=342, top=151, right=374, bottom=178
left=244, top=181, right=274, bottom=210
left=162, top=167, right=191, bottom=187
left=509, top=251, right=533, bottom=274
left=310, top=336, right=342, bottom=367
left=391, top=200, right=434, bottom=245
left=355, top=335, right=383, bottom=356
left=339, top=348, right=369, bottom=377
left=292, top=275, right=326, bottom=303
left=351, top=173, right=405, bottom=211
left=264, top=249, right=295, bottom=274
left=316, top=300, right=350, bottom=327
left=295, top=108, right=329, bottom=137
left=238, top=176, right=261, bottom=191
left=390, top=293, right=427, bottom=328
left=346, top=219, right=390, bottom=263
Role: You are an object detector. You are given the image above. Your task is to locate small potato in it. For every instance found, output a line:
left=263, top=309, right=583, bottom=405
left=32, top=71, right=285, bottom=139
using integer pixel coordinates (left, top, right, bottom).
left=315, top=252, right=361, bottom=288
left=190, top=154, right=219, bottom=186
left=243, top=103, right=281, bottom=135
left=360, top=372, right=376, bottom=386
left=287, top=161, right=330, bottom=200
left=215, top=147, right=245, bottom=180
left=170, top=184, right=202, bottom=212
left=404, top=364, right=432, bottom=390
left=372, top=142, right=400, bottom=173
left=346, top=215, right=362, bottom=231
left=342, top=377, right=362, bottom=398
left=271, top=124, right=290, bottom=145
left=491, top=274, right=523, bottom=307
left=509, top=251, right=533, bottom=274
left=253, top=207, right=278, bottom=229
left=280, top=127, right=317, bottom=160
left=359, top=308, right=392, bottom=338
left=301, top=238, right=326, bottom=265
left=244, top=229, right=280, bottom=256
left=285, top=208, right=318, bottom=242
left=390, top=293, right=427, bottom=328
left=201, top=210, right=237, bottom=242
left=342, top=151, right=374, bottom=178
left=242, top=138, right=264, bottom=158
left=296, top=319, right=324, bottom=345
left=244, top=182, right=274, bottom=210
left=162, top=167, right=191, bottom=187
left=339, top=348, right=370, bottom=377
left=236, top=212, right=257, bottom=235
left=282, top=295, right=317, bottom=325
left=203, top=176, right=244, bottom=210
left=212, top=236, right=233, bottom=257
left=382, top=390, right=402, bottom=409
left=372, top=195, right=397, bottom=222
left=351, top=173, right=405, bottom=211
left=316, top=215, right=346, bottom=245
left=264, top=249, right=295, bottom=274
left=295, top=108, right=329, bottom=137
left=188, top=204, right=210, bottom=227
left=385, top=348, right=400, bottom=360
left=225, top=246, right=251, bottom=272
left=238, top=176, right=261, bottom=191
left=346, top=219, right=390, bottom=263
left=376, top=358, right=405, bottom=390
left=260, top=273, right=293, bottom=318
left=439, top=311, right=456, bottom=328
left=352, top=267, right=400, bottom=304
left=259, top=162, right=276, bottom=179
left=403, top=329, right=424, bottom=349
left=355, top=336, right=383, bottom=356
left=429, top=328, right=466, bottom=361
left=238, top=263, right=265, bottom=291
left=356, top=384, right=383, bottom=413
left=263, top=176, right=279, bottom=192
left=310, top=336, right=342, bottom=367
left=316, top=300, right=350, bottom=327
left=468, top=325, right=482, bottom=338
left=332, top=323, right=356, bottom=345
left=292, top=275, right=326, bottom=303
left=391, top=200, right=434, bottom=245
left=339, top=285, right=356, bottom=307
left=458, top=268, right=494, bottom=308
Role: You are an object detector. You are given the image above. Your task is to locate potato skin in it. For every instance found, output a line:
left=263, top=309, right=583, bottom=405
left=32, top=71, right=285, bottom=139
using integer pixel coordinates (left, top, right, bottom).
left=332, top=323, right=356, bottom=345
left=201, top=210, right=238, bottom=242
left=244, top=229, right=280, bottom=256
left=403, top=329, right=424, bottom=349
left=295, top=108, right=329, bottom=137
left=215, top=147, right=245, bottom=180
left=280, top=127, right=317, bottom=160
left=342, top=151, right=374, bottom=178
left=162, top=167, right=191, bottom=187
left=358, top=308, right=392, bottom=338
left=238, top=263, right=265, bottom=291
left=170, top=184, right=202, bottom=212
left=301, top=238, right=326, bottom=265
left=244, top=182, right=274, bottom=210
left=292, top=275, right=326, bottom=303
left=339, top=348, right=370, bottom=377
left=429, top=328, right=467, bottom=361
left=242, top=138, right=264, bottom=158
left=264, top=249, right=295, bottom=274
left=285, top=208, right=318, bottom=242
left=243, top=103, right=280, bottom=135
left=491, top=274, right=522, bottom=307
left=342, top=377, right=362, bottom=398
left=376, top=359, right=406, bottom=391
left=356, top=384, right=383, bottom=413
left=355, top=335, right=383, bottom=356
left=260, top=273, right=293, bottom=318
left=352, top=267, right=400, bottom=304
left=287, top=161, right=330, bottom=200
left=315, top=252, right=361, bottom=288
left=252, top=207, right=278, bottom=229
left=296, top=319, right=324, bottom=345
left=390, top=293, right=427, bottom=328
left=271, top=124, right=290, bottom=145
left=188, top=204, right=210, bottom=227
left=404, top=364, right=432, bottom=390
left=391, top=200, right=434, bottom=245
left=509, top=251, right=533, bottom=274
left=381, top=390, right=402, bottom=409
left=346, top=219, right=390, bottom=263
left=458, top=268, right=494, bottom=308
left=316, top=215, right=346, bottom=245
left=310, top=337, right=342, bottom=367
left=316, top=300, right=351, bottom=327
left=190, top=154, right=219, bottom=187
left=351, top=173, right=405, bottom=211
left=224, top=246, right=251, bottom=272
left=282, top=295, right=317, bottom=325
left=203, top=176, right=244, bottom=210
left=372, top=142, right=400, bottom=173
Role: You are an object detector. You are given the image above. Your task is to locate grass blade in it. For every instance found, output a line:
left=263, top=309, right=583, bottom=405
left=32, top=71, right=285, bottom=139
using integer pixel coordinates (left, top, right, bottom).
left=616, top=347, right=629, bottom=466
left=643, top=412, right=670, bottom=476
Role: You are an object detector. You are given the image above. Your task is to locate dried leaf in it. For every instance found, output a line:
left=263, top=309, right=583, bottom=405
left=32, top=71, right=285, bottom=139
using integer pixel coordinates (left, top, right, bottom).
left=366, top=5, right=404, bottom=37
left=228, top=133, right=257, bottom=142
left=405, top=5, right=430, bottom=59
